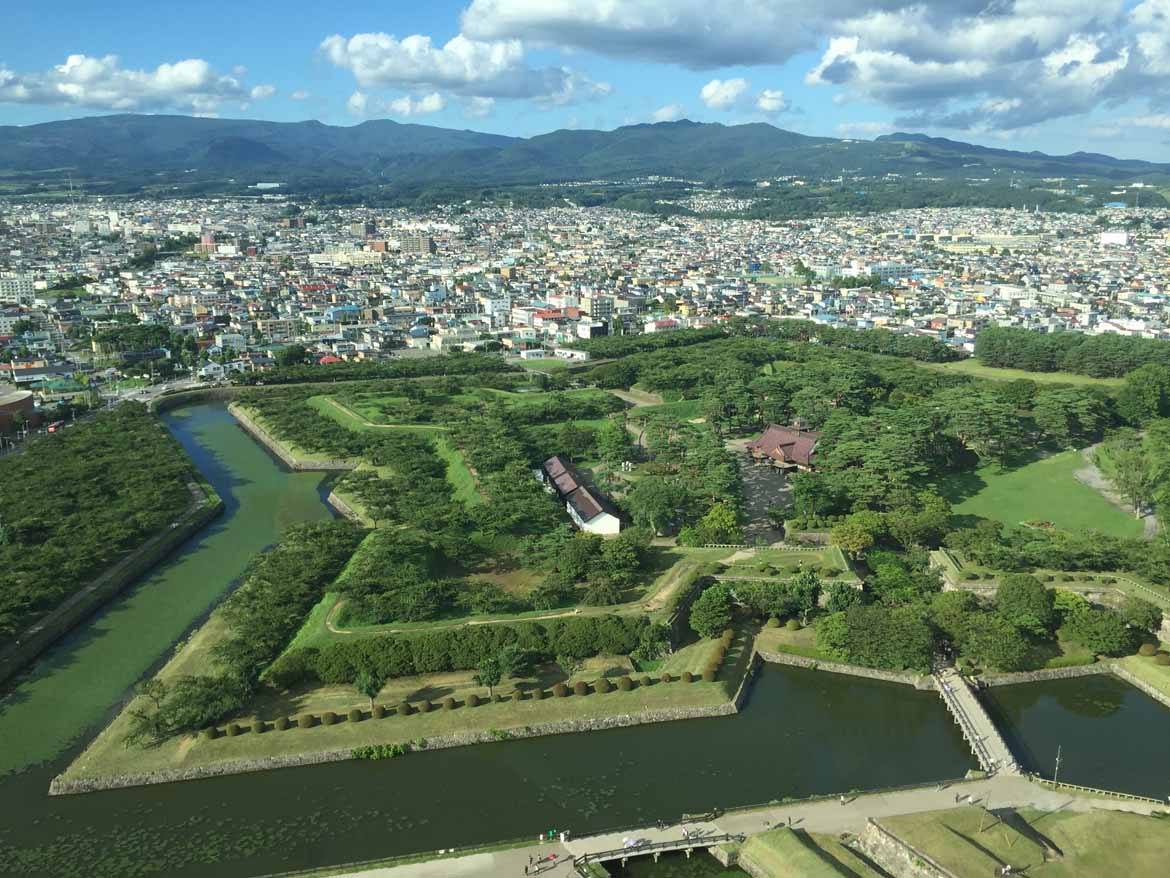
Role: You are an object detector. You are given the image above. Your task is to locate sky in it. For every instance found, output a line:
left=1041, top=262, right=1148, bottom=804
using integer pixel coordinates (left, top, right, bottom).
left=2, top=0, right=1170, bottom=160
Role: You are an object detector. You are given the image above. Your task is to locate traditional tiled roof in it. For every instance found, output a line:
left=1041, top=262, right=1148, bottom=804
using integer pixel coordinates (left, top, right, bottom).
left=746, top=425, right=822, bottom=467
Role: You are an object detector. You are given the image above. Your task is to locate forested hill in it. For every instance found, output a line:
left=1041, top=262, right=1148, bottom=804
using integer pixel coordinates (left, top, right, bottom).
left=2, top=115, right=1168, bottom=194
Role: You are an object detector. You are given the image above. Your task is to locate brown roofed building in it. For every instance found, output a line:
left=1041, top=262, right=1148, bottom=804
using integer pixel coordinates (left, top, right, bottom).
left=745, top=425, right=821, bottom=471
left=541, top=455, right=622, bottom=535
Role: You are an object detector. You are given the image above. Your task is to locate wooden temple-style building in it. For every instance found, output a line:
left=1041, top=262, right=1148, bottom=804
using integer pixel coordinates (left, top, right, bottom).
left=745, top=425, right=821, bottom=472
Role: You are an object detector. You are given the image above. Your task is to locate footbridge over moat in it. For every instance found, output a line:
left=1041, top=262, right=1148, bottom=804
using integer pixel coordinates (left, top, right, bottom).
left=566, top=824, right=744, bottom=875
left=934, top=666, right=1021, bottom=776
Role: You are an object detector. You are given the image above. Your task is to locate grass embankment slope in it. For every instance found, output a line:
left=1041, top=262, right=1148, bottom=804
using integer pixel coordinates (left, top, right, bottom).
left=923, top=359, right=1124, bottom=388
left=880, top=806, right=1170, bottom=878
left=60, top=627, right=753, bottom=785
left=739, top=828, right=855, bottom=877
left=939, top=450, right=1143, bottom=538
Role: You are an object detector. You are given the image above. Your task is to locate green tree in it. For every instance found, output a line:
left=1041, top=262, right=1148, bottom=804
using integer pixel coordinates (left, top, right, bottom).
left=473, top=655, right=505, bottom=698
left=690, top=584, right=734, bottom=639
left=275, top=344, right=310, bottom=367
left=996, top=574, right=1056, bottom=636
left=962, top=612, right=1031, bottom=672
left=624, top=476, right=685, bottom=534
left=1121, top=596, right=1162, bottom=634
left=831, top=519, right=876, bottom=559
left=1116, top=364, right=1170, bottom=425
left=596, top=419, right=634, bottom=466
left=1066, top=607, right=1137, bottom=656
left=354, top=668, right=386, bottom=709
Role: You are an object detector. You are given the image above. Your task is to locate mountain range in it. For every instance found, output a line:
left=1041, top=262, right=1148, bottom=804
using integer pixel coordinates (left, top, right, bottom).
left=0, top=114, right=1166, bottom=193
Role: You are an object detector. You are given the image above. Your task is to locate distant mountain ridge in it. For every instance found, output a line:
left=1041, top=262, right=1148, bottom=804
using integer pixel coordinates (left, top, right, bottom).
left=0, top=114, right=1166, bottom=191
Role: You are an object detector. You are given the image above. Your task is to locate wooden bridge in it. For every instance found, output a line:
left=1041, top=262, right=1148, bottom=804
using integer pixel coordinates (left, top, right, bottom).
left=934, top=667, right=1021, bottom=776
left=568, top=829, right=744, bottom=875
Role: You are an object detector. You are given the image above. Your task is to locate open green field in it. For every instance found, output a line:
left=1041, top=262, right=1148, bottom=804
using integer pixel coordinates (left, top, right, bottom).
left=923, top=359, right=1124, bottom=388
left=740, top=828, right=845, bottom=877
left=718, top=546, right=856, bottom=583
left=881, top=806, right=1170, bottom=878
left=755, top=623, right=834, bottom=661
left=1116, top=651, right=1170, bottom=702
left=939, top=450, right=1144, bottom=537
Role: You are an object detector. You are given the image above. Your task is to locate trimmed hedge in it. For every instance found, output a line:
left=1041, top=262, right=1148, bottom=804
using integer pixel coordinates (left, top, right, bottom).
left=201, top=727, right=218, bottom=740
left=531, top=687, right=545, bottom=701
left=297, top=713, right=315, bottom=729
left=1139, top=643, right=1159, bottom=657
left=766, top=617, right=780, bottom=628
left=785, top=619, right=800, bottom=631
left=511, top=689, right=524, bottom=702
left=442, top=696, right=456, bottom=711
left=661, top=672, right=673, bottom=684
left=251, top=719, right=266, bottom=734
left=372, top=704, right=386, bottom=719
left=321, top=711, right=338, bottom=726
left=553, top=682, right=569, bottom=698
left=618, top=675, right=634, bottom=691
left=573, top=681, right=590, bottom=696
left=225, top=722, right=241, bottom=737
left=274, top=716, right=290, bottom=731
left=397, top=701, right=413, bottom=716
left=1155, top=653, right=1170, bottom=666
left=640, top=675, right=652, bottom=688
left=418, top=700, right=433, bottom=714
left=595, top=677, right=613, bottom=693
left=348, top=708, right=363, bottom=723
left=682, top=671, right=694, bottom=683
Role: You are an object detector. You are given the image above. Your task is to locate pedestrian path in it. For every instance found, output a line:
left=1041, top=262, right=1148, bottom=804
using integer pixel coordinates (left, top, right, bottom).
left=934, top=666, right=1021, bottom=776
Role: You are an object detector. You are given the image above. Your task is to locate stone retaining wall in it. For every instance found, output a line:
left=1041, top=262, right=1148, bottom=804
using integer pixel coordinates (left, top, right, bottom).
left=756, top=649, right=935, bottom=690
left=859, top=819, right=957, bottom=878
left=0, top=483, right=224, bottom=686
left=150, top=386, right=239, bottom=412
left=325, top=491, right=362, bottom=523
left=229, top=403, right=354, bottom=472
left=979, top=664, right=1112, bottom=687
left=48, top=702, right=739, bottom=796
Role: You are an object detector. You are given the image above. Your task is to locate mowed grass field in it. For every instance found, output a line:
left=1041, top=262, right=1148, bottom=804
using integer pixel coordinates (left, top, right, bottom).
left=939, top=450, right=1143, bottom=538
left=923, top=358, right=1124, bottom=388
left=881, top=806, right=1170, bottom=878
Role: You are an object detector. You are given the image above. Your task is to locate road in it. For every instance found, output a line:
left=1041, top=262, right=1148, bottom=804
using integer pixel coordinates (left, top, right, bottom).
left=326, top=776, right=1165, bottom=878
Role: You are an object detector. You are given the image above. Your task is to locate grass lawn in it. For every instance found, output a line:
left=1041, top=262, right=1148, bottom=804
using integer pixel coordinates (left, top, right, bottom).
left=1012, top=808, right=1170, bottom=878
left=513, top=357, right=573, bottom=371
left=755, top=624, right=834, bottom=661
left=1116, top=652, right=1170, bottom=702
left=61, top=628, right=746, bottom=786
left=631, top=398, right=704, bottom=421
left=922, top=359, right=1124, bottom=388
left=808, top=834, right=886, bottom=878
left=880, top=806, right=1047, bottom=876
left=939, top=450, right=1144, bottom=538
left=719, top=546, right=856, bottom=582
left=740, top=828, right=844, bottom=877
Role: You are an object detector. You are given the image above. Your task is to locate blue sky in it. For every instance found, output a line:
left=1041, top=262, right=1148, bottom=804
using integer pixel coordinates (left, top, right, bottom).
left=2, top=0, right=1170, bottom=160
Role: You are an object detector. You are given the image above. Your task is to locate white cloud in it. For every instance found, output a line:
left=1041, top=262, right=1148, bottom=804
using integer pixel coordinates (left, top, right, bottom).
left=1123, top=114, right=1170, bottom=129
left=387, top=92, right=446, bottom=116
left=835, top=120, right=894, bottom=136
left=465, top=96, right=495, bottom=117
left=0, top=54, right=255, bottom=112
left=700, top=77, right=748, bottom=110
left=755, top=89, right=789, bottom=115
left=651, top=103, right=686, bottom=122
left=348, top=90, right=448, bottom=118
left=321, top=31, right=608, bottom=105
left=346, top=90, right=369, bottom=116
left=463, top=0, right=1170, bottom=131
left=249, top=84, right=276, bottom=100
left=290, top=89, right=311, bottom=101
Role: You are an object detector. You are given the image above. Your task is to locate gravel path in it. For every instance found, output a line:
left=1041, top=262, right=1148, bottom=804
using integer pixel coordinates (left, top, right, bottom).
left=1074, top=444, right=1159, bottom=539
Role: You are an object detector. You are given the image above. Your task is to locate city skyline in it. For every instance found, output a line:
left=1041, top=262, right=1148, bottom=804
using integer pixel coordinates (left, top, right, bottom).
left=2, top=0, right=1170, bottom=161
